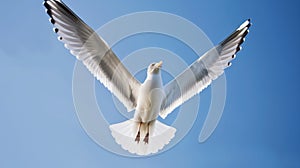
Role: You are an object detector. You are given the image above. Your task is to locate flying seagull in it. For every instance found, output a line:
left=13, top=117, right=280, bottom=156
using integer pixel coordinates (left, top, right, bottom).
left=43, top=0, right=251, bottom=155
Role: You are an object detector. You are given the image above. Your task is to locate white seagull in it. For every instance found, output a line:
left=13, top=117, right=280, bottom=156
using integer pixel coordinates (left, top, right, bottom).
left=44, top=0, right=251, bottom=155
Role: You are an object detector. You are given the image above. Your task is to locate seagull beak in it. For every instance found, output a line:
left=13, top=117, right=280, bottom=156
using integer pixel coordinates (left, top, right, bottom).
left=156, top=61, right=163, bottom=69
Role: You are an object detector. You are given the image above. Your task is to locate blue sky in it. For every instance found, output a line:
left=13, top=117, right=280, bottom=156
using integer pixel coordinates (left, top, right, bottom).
left=0, top=0, right=299, bottom=167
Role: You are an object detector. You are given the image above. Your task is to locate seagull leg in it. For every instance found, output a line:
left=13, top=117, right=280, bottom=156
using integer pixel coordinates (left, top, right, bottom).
left=143, top=123, right=150, bottom=144
left=135, top=122, right=142, bottom=143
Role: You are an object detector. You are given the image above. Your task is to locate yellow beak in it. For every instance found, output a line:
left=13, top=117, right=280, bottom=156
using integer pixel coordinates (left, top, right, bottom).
left=155, top=61, right=163, bottom=68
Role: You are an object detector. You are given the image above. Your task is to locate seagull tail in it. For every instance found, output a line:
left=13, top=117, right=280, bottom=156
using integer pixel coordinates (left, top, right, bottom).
left=109, top=119, right=176, bottom=155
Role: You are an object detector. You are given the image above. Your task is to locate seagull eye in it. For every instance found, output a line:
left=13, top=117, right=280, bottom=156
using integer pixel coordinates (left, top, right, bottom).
left=151, top=63, right=155, bottom=67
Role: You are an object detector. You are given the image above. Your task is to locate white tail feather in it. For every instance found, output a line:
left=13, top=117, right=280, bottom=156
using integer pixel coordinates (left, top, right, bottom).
left=109, top=120, right=176, bottom=155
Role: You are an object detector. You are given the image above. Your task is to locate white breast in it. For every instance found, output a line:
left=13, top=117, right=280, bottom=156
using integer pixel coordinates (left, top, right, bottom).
left=134, top=73, right=164, bottom=123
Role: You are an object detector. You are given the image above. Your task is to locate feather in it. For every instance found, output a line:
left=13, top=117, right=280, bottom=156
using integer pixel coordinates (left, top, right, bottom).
left=160, top=19, right=251, bottom=119
left=44, top=0, right=141, bottom=111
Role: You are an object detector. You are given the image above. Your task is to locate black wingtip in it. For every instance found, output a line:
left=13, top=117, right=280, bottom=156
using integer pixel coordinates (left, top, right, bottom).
left=49, top=18, right=55, bottom=24
left=246, top=19, right=252, bottom=28
left=46, top=9, right=52, bottom=16
left=43, top=1, right=53, bottom=18
left=43, top=0, right=50, bottom=8
left=236, top=46, right=242, bottom=52
left=53, top=28, right=59, bottom=33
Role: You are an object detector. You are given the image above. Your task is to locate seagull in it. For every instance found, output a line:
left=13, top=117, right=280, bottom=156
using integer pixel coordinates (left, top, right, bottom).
left=44, top=0, right=251, bottom=155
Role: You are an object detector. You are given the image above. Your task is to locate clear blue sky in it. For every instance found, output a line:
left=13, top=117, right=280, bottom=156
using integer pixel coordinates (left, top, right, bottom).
left=0, top=0, right=299, bottom=167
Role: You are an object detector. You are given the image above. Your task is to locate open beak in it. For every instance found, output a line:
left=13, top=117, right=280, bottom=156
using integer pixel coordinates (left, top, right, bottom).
left=155, top=61, right=163, bottom=69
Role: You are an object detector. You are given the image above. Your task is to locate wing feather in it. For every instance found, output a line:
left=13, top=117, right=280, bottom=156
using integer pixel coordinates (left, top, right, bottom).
left=44, top=0, right=140, bottom=111
left=160, top=19, right=251, bottom=119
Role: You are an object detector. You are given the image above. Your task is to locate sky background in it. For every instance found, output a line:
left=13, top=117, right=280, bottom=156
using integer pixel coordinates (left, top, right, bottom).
left=0, top=0, right=299, bottom=167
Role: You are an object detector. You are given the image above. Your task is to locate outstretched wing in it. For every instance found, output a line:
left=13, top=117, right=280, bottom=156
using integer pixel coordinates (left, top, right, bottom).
left=44, top=0, right=141, bottom=111
left=160, top=19, right=251, bottom=119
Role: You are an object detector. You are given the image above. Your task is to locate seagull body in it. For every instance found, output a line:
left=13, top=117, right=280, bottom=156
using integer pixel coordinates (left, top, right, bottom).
left=44, top=0, right=251, bottom=155
left=134, top=64, right=163, bottom=124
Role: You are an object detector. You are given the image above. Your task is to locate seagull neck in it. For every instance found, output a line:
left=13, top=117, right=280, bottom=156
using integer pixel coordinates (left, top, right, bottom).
left=146, top=73, right=161, bottom=81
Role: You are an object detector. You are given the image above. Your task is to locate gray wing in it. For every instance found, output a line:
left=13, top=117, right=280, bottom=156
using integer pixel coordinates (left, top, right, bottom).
left=44, top=0, right=141, bottom=111
left=160, top=19, right=251, bottom=119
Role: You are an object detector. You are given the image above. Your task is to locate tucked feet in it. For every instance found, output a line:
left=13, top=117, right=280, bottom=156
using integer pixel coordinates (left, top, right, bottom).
left=135, top=131, right=140, bottom=143
left=135, top=122, right=142, bottom=143
left=143, top=133, right=149, bottom=144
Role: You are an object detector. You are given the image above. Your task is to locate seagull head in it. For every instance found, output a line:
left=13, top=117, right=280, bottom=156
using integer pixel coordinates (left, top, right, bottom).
left=147, top=61, right=163, bottom=75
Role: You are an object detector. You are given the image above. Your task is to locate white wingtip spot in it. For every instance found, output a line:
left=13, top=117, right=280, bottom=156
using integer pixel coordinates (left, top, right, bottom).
left=64, top=44, right=69, bottom=49
left=237, top=19, right=250, bottom=30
